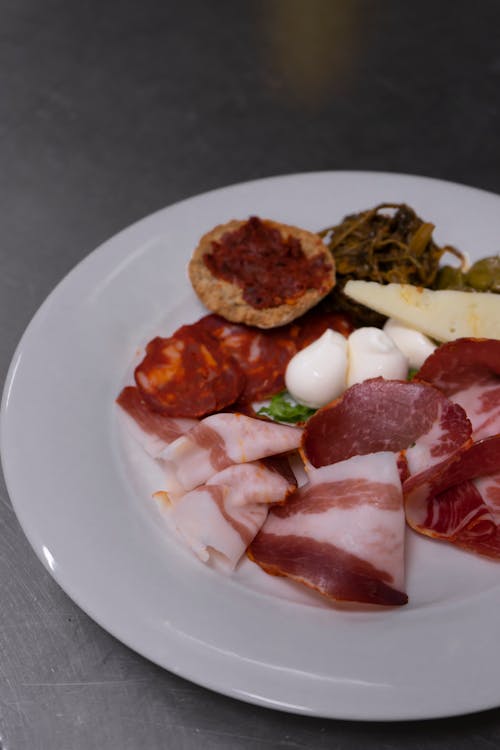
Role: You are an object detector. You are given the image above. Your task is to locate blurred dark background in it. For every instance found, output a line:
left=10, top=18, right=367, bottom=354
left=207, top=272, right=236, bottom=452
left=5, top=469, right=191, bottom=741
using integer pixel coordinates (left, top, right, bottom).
left=2, top=1, right=500, bottom=358
left=1, top=1, right=500, bottom=747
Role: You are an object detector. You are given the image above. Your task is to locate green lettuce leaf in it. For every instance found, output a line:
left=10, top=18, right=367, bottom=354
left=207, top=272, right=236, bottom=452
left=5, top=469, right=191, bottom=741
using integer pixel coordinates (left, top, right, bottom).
left=258, top=391, right=316, bottom=424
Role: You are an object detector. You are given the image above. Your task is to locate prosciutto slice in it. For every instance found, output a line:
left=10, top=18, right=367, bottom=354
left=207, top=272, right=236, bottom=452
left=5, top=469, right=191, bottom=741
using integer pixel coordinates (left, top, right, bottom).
left=404, top=436, right=500, bottom=558
left=116, top=386, right=198, bottom=457
left=416, top=338, right=500, bottom=440
left=158, top=413, right=302, bottom=496
left=158, top=457, right=297, bottom=569
left=476, top=471, right=500, bottom=524
left=249, top=452, right=407, bottom=606
left=404, top=435, right=500, bottom=513
left=405, top=340, right=500, bottom=558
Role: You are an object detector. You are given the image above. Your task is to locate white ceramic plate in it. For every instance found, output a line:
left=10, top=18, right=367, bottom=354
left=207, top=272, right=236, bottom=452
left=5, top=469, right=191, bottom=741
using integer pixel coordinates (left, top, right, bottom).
left=2, top=171, right=500, bottom=721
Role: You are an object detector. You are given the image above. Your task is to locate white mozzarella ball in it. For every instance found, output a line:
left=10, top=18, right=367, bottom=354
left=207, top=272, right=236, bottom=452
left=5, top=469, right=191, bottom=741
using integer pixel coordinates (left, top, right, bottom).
left=347, top=327, right=408, bottom=387
left=285, top=329, right=348, bottom=409
left=383, top=318, right=437, bottom=370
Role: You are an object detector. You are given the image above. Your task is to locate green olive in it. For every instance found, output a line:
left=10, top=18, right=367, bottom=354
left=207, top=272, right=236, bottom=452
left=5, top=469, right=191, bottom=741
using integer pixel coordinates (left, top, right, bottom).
left=464, top=256, right=500, bottom=292
left=434, top=265, right=465, bottom=290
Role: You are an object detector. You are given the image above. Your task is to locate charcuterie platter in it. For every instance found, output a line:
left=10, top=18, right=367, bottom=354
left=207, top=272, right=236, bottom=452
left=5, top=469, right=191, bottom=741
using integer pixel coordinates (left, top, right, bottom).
left=1, top=171, right=500, bottom=720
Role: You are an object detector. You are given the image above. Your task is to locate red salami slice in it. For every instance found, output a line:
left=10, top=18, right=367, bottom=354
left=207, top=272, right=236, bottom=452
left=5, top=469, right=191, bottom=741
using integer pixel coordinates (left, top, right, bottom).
left=134, top=326, right=244, bottom=418
left=195, top=315, right=297, bottom=402
left=416, top=338, right=500, bottom=440
left=303, top=378, right=471, bottom=470
left=292, top=308, right=355, bottom=348
left=193, top=310, right=353, bottom=403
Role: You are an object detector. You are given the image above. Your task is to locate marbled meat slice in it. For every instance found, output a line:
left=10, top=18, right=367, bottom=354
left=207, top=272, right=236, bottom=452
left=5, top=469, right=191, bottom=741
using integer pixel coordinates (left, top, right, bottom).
left=134, top=325, right=244, bottom=418
left=159, top=457, right=297, bottom=569
left=249, top=452, right=407, bottom=606
left=404, top=435, right=500, bottom=559
left=404, top=434, right=500, bottom=512
left=476, top=470, right=500, bottom=525
left=303, top=378, right=471, bottom=473
left=158, top=413, right=302, bottom=496
left=116, top=386, right=198, bottom=457
left=416, top=338, right=500, bottom=440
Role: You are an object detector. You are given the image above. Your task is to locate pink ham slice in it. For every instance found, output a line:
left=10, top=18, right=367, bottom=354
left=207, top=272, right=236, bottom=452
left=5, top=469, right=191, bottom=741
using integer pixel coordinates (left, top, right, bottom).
left=415, top=338, right=500, bottom=440
left=302, top=378, right=471, bottom=475
left=158, top=456, right=297, bottom=569
left=249, top=452, right=407, bottom=606
left=158, top=413, right=302, bottom=496
left=116, top=386, right=198, bottom=457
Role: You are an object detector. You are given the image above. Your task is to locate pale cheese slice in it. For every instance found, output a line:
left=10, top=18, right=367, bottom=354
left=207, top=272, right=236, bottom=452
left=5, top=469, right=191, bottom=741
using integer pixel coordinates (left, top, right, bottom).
left=344, top=281, right=500, bottom=342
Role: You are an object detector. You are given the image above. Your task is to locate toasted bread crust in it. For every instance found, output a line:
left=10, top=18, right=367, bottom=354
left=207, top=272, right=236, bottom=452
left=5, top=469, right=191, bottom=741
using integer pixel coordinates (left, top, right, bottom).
left=188, top=218, right=336, bottom=328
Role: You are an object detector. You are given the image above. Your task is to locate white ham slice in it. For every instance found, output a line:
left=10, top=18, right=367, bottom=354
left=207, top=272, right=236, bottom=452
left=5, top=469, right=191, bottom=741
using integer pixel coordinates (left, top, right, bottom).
left=116, top=386, right=197, bottom=458
left=158, top=458, right=297, bottom=569
left=158, top=413, right=302, bottom=496
left=249, top=452, right=408, bottom=606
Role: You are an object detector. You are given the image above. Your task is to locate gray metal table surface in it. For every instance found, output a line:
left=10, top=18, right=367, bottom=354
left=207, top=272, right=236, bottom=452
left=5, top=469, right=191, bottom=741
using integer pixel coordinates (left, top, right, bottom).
left=1, top=1, right=500, bottom=748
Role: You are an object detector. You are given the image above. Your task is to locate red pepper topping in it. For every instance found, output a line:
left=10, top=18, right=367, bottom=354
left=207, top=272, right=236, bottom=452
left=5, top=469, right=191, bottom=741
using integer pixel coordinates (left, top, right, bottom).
left=203, top=217, right=332, bottom=309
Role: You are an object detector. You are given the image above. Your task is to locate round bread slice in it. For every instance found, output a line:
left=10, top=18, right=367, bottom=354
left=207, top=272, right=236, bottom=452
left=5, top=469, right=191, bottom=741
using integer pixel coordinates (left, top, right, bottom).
left=188, top=217, right=336, bottom=328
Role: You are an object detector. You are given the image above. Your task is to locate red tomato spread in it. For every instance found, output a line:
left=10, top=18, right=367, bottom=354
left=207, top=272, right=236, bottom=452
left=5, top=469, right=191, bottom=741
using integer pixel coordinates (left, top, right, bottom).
left=203, top=217, right=332, bottom=309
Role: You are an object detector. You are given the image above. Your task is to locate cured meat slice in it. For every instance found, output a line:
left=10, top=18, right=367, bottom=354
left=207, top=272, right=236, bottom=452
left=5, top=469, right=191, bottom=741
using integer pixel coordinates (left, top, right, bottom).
left=134, top=326, right=245, bottom=418
left=293, top=308, right=355, bottom=348
left=159, top=457, right=297, bottom=569
left=407, top=480, right=496, bottom=544
left=193, top=310, right=353, bottom=403
left=404, top=436, right=500, bottom=559
left=116, top=386, right=198, bottom=457
left=408, top=479, right=500, bottom=560
left=125, top=309, right=353, bottom=424
left=193, top=315, right=297, bottom=402
left=416, top=338, right=500, bottom=440
left=404, top=435, right=500, bottom=513
left=249, top=452, right=408, bottom=606
left=158, top=413, right=302, bottom=496
left=303, top=378, right=471, bottom=472
left=460, top=528, right=500, bottom=559
left=476, top=471, right=500, bottom=524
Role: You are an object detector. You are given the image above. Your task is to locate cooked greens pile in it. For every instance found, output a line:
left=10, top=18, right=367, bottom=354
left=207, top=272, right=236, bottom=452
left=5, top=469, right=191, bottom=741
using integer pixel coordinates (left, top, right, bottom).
left=319, top=203, right=465, bottom=325
left=258, top=391, right=316, bottom=424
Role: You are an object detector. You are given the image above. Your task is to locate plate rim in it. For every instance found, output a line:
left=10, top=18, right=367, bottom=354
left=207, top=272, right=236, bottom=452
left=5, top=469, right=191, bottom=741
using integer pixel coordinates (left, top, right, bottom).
left=2, top=169, right=500, bottom=721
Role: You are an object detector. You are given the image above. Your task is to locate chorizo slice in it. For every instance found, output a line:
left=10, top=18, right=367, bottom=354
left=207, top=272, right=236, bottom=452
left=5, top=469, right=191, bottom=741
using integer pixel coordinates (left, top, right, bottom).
left=135, top=327, right=244, bottom=418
